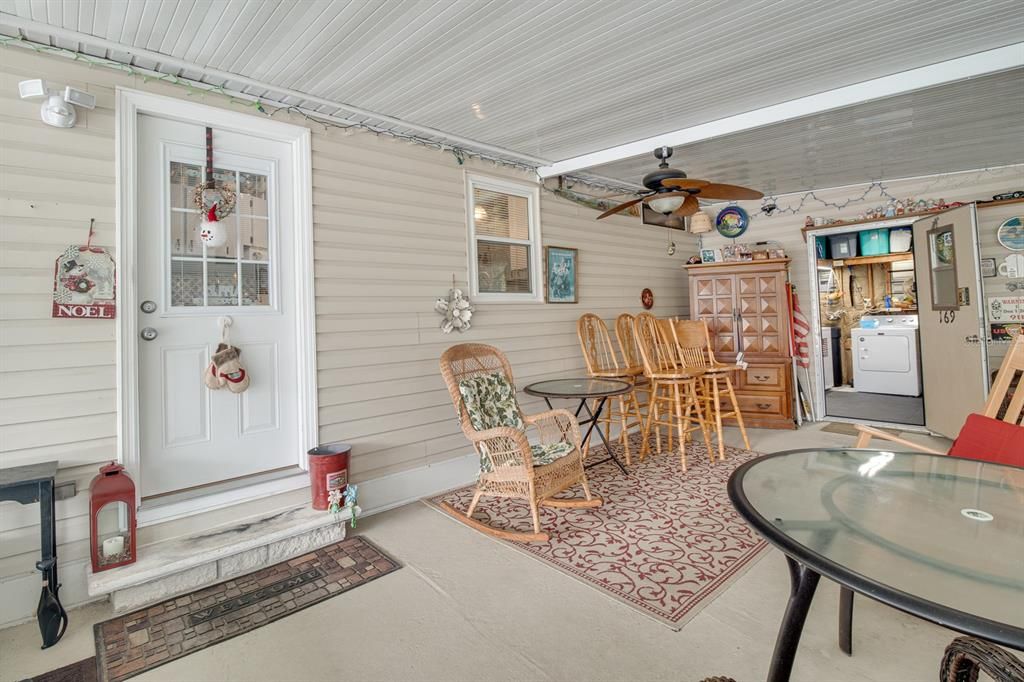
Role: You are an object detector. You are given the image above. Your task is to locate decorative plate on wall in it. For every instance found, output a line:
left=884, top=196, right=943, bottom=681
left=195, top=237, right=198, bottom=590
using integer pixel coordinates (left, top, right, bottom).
left=715, top=206, right=749, bottom=239
left=996, top=216, right=1024, bottom=251
left=641, top=288, right=654, bottom=309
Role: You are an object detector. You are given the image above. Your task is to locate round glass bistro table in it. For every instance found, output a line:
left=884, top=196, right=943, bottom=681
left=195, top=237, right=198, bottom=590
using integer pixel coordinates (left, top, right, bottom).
left=523, top=378, right=632, bottom=474
left=728, top=448, right=1024, bottom=682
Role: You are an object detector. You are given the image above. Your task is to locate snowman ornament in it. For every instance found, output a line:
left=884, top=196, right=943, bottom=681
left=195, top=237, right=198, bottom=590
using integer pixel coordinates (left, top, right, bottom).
left=198, top=204, right=227, bottom=248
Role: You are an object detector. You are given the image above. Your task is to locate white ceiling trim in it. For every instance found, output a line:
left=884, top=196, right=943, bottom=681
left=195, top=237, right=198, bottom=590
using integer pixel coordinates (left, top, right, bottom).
left=0, top=13, right=552, bottom=166
left=537, top=43, right=1024, bottom=179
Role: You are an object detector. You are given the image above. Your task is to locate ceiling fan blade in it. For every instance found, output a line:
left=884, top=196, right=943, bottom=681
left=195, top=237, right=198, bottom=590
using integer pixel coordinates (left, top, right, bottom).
left=697, top=183, right=764, bottom=200
left=596, top=196, right=644, bottom=219
left=661, top=178, right=710, bottom=190
left=672, top=195, right=700, bottom=217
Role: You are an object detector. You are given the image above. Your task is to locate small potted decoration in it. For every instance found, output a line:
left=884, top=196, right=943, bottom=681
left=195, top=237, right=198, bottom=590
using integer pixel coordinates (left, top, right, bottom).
left=328, top=484, right=359, bottom=528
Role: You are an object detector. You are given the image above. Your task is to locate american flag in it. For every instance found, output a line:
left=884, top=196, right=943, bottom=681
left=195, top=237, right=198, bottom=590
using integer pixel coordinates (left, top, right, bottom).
left=791, top=288, right=811, bottom=369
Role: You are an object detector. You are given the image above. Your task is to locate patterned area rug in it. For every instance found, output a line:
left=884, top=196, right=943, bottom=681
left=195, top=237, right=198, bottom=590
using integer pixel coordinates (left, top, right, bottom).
left=425, top=433, right=769, bottom=630
left=93, top=536, right=399, bottom=681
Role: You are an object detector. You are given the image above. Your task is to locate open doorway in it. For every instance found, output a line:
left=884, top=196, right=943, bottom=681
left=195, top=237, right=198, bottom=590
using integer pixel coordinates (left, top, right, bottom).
left=811, top=221, right=924, bottom=425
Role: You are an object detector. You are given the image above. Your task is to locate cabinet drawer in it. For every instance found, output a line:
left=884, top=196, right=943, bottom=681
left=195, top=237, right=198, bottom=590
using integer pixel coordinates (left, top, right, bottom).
left=736, top=392, right=785, bottom=417
left=739, top=365, right=784, bottom=390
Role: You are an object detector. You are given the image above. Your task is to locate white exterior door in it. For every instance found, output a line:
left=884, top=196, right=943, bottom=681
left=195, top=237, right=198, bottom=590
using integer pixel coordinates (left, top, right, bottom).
left=136, top=114, right=299, bottom=498
left=912, top=204, right=989, bottom=438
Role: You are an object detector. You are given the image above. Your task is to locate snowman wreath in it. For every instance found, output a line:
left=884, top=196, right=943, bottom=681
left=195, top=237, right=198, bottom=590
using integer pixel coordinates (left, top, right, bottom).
left=192, top=178, right=237, bottom=248
left=192, top=126, right=237, bottom=249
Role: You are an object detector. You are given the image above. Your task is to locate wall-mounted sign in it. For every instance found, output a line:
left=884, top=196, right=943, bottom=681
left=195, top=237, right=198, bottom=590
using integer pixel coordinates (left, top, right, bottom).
left=987, top=295, right=1024, bottom=323
left=990, top=322, right=1022, bottom=341
left=52, top=244, right=116, bottom=319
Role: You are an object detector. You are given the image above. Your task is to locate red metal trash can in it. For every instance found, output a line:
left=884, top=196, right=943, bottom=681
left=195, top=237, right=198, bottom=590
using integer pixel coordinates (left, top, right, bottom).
left=307, top=443, right=351, bottom=510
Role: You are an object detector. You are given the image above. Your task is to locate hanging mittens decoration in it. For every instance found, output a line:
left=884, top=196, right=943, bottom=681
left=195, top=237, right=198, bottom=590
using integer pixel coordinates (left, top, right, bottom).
left=203, top=317, right=250, bottom=393
left=192, top=126, right=236, bottom=250
left=212, top=343, right=250, bottom=393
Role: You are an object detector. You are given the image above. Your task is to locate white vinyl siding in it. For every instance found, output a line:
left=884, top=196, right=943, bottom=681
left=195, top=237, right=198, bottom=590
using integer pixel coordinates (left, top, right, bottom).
left=0, top=49, right=693, bottom=626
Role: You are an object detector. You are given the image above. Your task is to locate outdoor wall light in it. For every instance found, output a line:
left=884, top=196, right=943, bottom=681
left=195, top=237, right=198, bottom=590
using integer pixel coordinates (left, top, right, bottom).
left=18, top=79, right=96, bottom=128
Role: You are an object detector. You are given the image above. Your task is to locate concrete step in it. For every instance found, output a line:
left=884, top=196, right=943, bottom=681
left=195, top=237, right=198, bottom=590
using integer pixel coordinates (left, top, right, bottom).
left=87, top=503, right=359, bottom=613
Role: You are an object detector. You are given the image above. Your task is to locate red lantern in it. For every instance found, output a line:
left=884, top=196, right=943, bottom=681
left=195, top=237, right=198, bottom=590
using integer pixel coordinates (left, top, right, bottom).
left=89, top=462, right=137, bottom=572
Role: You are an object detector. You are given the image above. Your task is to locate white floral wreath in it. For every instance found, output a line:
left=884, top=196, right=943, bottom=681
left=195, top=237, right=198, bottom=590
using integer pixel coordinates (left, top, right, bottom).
left=434, top=287, right=474, bottom=334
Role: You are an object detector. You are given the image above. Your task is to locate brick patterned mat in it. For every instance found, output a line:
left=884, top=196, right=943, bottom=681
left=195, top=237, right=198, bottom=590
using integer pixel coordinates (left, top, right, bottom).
left=28, top=657, right=97, bottom=682
left=93, top=536, right=400, bottom=682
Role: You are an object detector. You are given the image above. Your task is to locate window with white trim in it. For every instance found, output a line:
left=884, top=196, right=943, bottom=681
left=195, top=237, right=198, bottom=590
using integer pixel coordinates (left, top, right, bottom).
left=467, top=174, right=542, bottom=301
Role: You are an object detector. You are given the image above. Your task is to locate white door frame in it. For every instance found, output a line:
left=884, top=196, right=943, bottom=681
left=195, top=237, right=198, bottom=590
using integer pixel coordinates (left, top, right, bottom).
left=804, top=216, right=921, bottom=424
left=116, top=88, right=317, bottom=524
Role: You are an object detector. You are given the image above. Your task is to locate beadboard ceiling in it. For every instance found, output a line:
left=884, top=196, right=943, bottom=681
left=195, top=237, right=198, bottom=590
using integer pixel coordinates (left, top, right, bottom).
left=1, top=0, right=1022, bottom=194
left=588, top=68, right=1024, bottom=200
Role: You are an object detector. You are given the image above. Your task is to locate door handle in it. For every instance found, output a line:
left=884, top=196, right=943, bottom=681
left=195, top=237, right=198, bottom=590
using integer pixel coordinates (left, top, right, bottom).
left=140, top=327, right=158, bottom=341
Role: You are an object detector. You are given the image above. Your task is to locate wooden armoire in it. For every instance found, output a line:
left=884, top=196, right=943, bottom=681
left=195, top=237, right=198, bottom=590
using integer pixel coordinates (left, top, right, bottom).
left=685, top=258, right=796, bottom=429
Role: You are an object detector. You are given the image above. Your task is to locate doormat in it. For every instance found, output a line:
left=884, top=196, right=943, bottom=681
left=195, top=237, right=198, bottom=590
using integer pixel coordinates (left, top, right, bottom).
left=425, top=433, right=769, bottom=630
left=27, top=657, right=97, bottom=682
left=92, top=536, right=399, bottom=681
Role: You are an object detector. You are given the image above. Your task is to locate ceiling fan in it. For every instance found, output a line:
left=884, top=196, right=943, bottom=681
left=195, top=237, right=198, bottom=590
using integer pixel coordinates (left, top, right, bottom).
left=596, top=146, right=764, bottom=220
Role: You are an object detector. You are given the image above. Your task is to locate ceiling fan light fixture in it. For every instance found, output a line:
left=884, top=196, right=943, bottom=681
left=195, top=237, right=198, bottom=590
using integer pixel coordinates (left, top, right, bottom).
left=689, top=211, right=714, bottom=234
left=648, top=195, right=686, bottom=214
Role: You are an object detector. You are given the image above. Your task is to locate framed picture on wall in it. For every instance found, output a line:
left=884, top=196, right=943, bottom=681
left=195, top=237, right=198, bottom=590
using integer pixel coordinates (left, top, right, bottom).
left=544, top=246, right=578, bottom=303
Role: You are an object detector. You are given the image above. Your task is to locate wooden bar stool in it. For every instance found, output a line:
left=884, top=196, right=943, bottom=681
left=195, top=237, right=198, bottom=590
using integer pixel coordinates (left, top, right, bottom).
left=633, top=312, right=711, bottom=471
left=614, top=313, right=651, bottom=422
left=668, top=318, right=750, bottom=460
left=577, top=313, right=645, bottom=465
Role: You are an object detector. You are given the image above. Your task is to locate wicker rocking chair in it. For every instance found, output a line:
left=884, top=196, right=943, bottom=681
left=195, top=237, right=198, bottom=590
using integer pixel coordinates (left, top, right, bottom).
left=439, top=343, right=602, bottom=542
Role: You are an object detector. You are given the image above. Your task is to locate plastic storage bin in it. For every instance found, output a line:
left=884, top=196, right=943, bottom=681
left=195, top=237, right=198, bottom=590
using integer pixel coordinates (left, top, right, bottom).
left=828, top=233, right=858, bottom=259
left=889, top=226, right=912, bottom=252
left=859, top=228, right=890, bottom=256
left=815, top=236, right=829, bottom=259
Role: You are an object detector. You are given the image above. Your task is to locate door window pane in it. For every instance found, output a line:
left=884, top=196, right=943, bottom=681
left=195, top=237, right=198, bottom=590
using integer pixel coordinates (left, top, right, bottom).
left=927, top=226, right=959, bottom=310
left=170, top=260, right=204, bottom=307
left=168, top=161, right=272, bottom=309
left=239, top=172, right=269, bottom=217
left=241, top=263, right=271, bottom=306
left=477, top=241, right=531, bottom=294
left=171, top=212, right=201, bottom=256
left=239, top=215, right=269, bottom=261
left=170, top=162, right=202, bottom=209
left=207, top=261, right=239, bottom=306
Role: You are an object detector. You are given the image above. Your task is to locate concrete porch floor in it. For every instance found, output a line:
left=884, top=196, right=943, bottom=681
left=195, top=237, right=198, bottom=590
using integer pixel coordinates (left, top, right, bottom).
left=2, top=423, right=985, bottom=682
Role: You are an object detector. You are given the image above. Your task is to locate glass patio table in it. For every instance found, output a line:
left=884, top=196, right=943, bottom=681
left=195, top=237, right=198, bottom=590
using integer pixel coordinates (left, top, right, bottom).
left=523, top=378, right=632, bottom=474
left=727, top=448, right=1024, bottom=682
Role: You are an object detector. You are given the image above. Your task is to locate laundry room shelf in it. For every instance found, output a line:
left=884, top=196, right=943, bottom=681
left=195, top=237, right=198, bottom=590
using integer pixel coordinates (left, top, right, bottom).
left=830, top=253, right=913, bottom=267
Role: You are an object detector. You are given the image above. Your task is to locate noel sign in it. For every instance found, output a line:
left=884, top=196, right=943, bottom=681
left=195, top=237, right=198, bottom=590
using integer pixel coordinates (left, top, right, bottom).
left=52, top=243, right=116, bottom=319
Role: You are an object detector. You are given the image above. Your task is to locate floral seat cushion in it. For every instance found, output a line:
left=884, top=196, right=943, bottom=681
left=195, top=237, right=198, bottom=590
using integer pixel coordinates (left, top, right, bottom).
left=458, top=373, right=525, bottom=431
left=529, top=441, right=575, bottom=467
left=458, top=373, right=575, bottom=472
